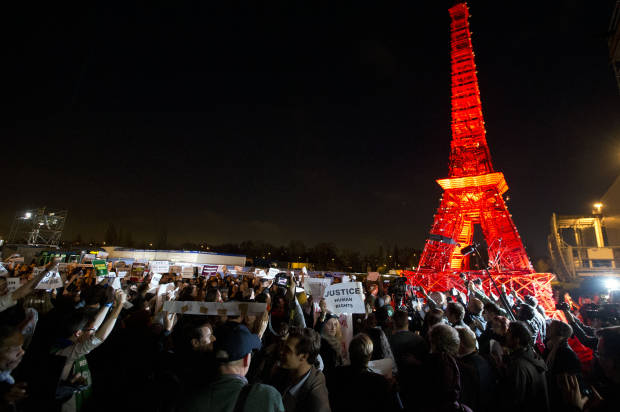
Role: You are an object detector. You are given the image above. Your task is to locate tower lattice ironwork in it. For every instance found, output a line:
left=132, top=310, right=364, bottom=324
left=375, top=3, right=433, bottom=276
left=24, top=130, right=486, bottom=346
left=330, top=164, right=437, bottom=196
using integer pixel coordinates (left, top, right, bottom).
left=406, top=1, right=555, bottom=312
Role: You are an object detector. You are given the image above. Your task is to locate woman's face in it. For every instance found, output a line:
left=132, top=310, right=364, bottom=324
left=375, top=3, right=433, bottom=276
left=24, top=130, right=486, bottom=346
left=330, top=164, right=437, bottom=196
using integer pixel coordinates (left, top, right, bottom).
left=324, top=318, right=339, bottom=337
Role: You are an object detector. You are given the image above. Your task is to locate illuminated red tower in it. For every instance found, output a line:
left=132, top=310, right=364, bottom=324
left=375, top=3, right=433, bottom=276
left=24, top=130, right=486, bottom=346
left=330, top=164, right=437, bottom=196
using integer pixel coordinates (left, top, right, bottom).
left=407, top=1, right=555, bottom=311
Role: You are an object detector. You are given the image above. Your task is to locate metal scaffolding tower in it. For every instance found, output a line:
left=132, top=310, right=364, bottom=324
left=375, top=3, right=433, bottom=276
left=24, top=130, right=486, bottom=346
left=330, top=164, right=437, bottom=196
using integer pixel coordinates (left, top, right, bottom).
left=7, top=207, right=67, bottom=247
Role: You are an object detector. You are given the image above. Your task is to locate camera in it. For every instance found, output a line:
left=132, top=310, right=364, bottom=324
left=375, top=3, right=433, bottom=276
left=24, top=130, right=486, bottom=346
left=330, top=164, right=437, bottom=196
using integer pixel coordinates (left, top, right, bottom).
left=388, top=277, right=409, bottom=297
left=275, top=273, right=290, bottom=288
left=555, top=301, right=570, bottom=311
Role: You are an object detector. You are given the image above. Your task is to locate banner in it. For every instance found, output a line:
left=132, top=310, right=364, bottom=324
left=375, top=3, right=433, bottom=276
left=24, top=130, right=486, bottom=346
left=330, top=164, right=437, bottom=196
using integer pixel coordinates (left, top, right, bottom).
left=163, top=301, right=267, bottom=316
left=93, top=259, right=108, bottom=277
left=35, top=271, right=64, bottom=290
left=323, top=282, right=365, bottom=314
left=149, top=260, right=170, bottom=274
left=7, top=277, right=20, bottom=292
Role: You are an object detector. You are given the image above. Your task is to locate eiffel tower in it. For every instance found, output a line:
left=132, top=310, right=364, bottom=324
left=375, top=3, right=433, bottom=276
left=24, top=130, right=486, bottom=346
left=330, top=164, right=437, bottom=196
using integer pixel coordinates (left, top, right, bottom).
left=407, top=1, right=554, bottom=311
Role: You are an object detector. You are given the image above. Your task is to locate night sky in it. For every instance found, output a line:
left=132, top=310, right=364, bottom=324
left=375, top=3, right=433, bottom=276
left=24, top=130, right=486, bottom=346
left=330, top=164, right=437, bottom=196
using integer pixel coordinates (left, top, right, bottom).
left=3, top=1, right=620, bottom=257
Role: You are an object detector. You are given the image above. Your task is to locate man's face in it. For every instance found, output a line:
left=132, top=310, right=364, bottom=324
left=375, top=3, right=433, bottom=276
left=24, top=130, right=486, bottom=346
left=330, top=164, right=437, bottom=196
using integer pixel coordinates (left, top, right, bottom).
left=192, top=325, right=216, bottom=352
left=0, top=332, right=25, bottom=372
left=280, top=336, right=305, bottom=370
left=482, top=309, right=495, bottom=323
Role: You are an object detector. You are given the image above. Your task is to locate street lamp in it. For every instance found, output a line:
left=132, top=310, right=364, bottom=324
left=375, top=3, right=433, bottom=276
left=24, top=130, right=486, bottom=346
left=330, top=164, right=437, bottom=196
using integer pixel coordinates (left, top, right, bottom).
left=593, top=202, right=603, bottom=214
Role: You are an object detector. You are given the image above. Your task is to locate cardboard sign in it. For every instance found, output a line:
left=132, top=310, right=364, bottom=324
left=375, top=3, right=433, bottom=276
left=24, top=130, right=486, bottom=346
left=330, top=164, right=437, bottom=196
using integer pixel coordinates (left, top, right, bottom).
left=93, top=259, right=108, bottom=277
left=323, top=282, right=365, bottom=314
left=366, top=272, right=380, bottom=281
left=7, top=277, right=20, bottom=292
left=303, top=277, right=332, bottom=297
left=163, top=301, right=267, bottom=316
left=149, top=261, right=170, bottom=274
left=35, top=271, right=64, bottom=290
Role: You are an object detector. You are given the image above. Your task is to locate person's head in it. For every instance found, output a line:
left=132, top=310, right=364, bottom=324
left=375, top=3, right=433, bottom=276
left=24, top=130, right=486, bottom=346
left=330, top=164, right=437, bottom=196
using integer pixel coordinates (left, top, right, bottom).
left=467, top=297, right=483, bottom=316
left=430, top=291, right=447, bottom=309
left=186, top=320, right=216, bottom=352
left=482, top=302, right=501, bottom=323
left=546, top=319, right=573, bottom=342
left=517, top=304, right=536, bottom=322
left=322, top=314, right=341, bottom=339
left=491, top=316, right=510, bottom=336
left=596, top=326, right=620, bottom=383
left=446, top=302, right=465, bottom=324
left=205, top=288, right=222, bottom=303
left=61, top=309, right=92, bottom=340
left=319, top=298, right=327, bottom=313
left=524, top=295, right=538, bottom=308
left=455, top=326, right=477, bottom=356
left=280, top=327, right=321, bottom=371
left=214, top=322, right=262, bottom=377
left=392, top=309, right=410, bottom=331
left=0, top=325, right=25, bottom=372
left=506, top=321, right=532, bottom=350
left=348, top=333, right=373, bottom=368
left=429, top=324, right=460, bottom=355
left=425, top=308, right=445, bottom=330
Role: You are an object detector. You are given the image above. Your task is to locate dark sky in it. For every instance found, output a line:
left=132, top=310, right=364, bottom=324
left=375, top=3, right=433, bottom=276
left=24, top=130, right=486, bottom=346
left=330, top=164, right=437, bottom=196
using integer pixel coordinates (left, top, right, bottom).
left=3, top=1, right=620, bottom=257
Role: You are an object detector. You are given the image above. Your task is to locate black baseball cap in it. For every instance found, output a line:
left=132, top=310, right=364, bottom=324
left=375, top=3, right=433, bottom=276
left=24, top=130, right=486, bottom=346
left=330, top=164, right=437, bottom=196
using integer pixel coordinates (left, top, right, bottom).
left=214, top=322, right=262, bottom=362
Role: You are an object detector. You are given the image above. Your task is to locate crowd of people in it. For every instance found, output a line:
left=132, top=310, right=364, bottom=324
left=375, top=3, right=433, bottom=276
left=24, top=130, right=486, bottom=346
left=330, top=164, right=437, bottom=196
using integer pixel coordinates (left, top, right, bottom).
left=0, top=259, right=619, bottom=412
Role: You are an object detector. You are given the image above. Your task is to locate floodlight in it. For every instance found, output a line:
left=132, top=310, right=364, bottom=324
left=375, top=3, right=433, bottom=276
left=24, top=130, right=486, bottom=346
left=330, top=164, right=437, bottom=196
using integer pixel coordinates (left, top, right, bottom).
left=603, top=278, right=620, bottom=291
left=24, top=212, right=32, bottom=219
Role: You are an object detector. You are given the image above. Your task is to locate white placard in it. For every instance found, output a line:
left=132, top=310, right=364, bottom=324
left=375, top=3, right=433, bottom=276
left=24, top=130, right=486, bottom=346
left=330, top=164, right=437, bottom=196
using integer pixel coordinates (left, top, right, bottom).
left=268, top=268, right=280, bottom=279
left=35, top=271, right=64, bottom=290
left=149, top=260, right=170, bottom=274
left=7, top=277, right=20, bottom=292
left=302, top=266, right=308, bottom=275
left=117, top=271, right=127, bottom=278
left=368, top=358, right=394, bottom=379
left=0, top=263, right=9, bottom=276
left=148, top=273, right=162, bottom=292
left=256, top=269, right=267, bottom=278
left=163, top=301, right=267, bottom=316
left=109, top=277, right=122, bottom=290
left=303, top=277, right=332, bottom=297
left=323, top=282, right=365, bottom=314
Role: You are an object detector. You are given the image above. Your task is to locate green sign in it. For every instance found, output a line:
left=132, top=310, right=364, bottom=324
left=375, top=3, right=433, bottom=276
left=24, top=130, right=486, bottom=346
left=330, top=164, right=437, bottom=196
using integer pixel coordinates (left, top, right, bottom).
left=93, top=259, right=108, bottom=277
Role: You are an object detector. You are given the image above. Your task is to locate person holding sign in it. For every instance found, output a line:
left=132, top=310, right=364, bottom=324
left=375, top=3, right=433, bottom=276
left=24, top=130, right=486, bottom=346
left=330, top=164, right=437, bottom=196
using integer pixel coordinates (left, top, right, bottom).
left=0, top=261, right=58, bottom=312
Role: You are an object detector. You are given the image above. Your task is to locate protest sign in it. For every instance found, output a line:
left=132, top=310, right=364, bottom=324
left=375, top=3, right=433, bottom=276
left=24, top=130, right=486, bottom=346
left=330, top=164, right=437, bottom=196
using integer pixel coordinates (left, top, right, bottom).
left=181, top=265, right=194, bottom=279
left=255, top=269, right=267, bottom=278
left=7, top=277, right=20, bottom=292
left=368, top=358, right=394, bottom=379
left=149, top=261, right=170, bottom=274
left=109, top=277, right=122, bottom=290
left=82, top=254, right=95, bottom=263
left=35, top=271, right=64, bottom=290
left=366, top=272, right=380, bottom=281
left=155, top=283, right=175, bottom=313
left=267, top=268, right=279, bottom=279
left=117, top=271, right=127, bottom=278
left=303, top=277, right=332, bottom=298
left=131, top=263, right=146, bottom=278
left=202, top=264, right=218, bottom=277
left=149, top=273, right=162, bottom=289
left=0, top=263, right=8, bottom=276
left=163, top=301, right=267, bottom=316
left=323, top=282, right=365, bottom=314
left=169, top=265, right=182, bottom=274
left=93, top=259, right=108, bottom=277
